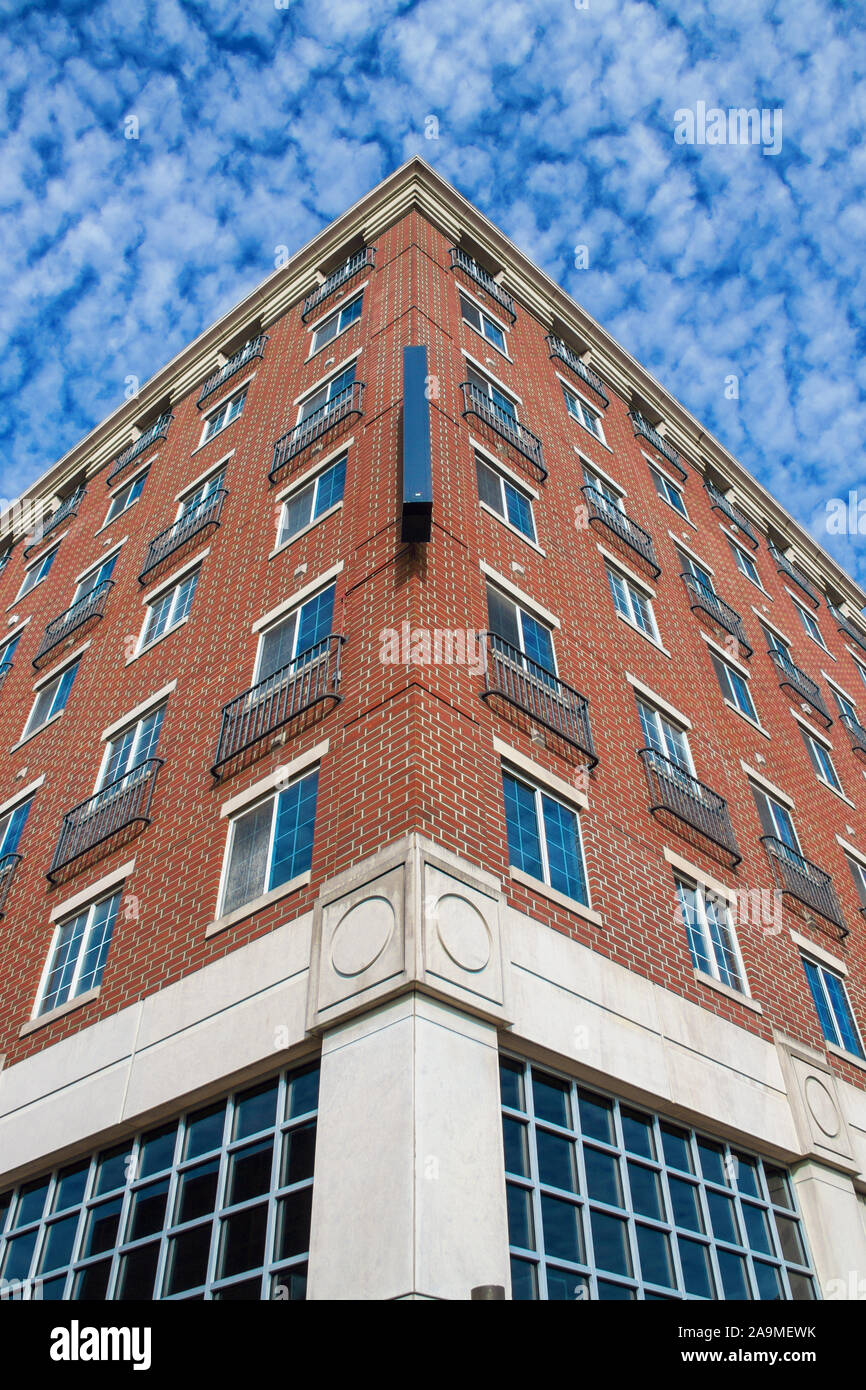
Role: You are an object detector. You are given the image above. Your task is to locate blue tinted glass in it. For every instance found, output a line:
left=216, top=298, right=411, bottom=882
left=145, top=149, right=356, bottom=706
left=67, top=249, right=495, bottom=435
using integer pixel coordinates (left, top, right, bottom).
left=0, top=797, right=31, bottom=855
left=51, top=661, right=79, bottom=717
left=270, top=771, right=318, bottom=888
left=803, top=960, right=838, bottom=1047
left=520, top=614, right=555, bottom=673
left=823, top=969, right=863, bottom=1057
left=502, top=774, right=543, bottom=881
left=295, top=587, right=335, bottom=657
left=503, top=483, right=534, bottom=538
left=340, top=296, right=363, bottom=330
left=314, top=459, right=346, bottom=516
left=541, top=794, right=586, bottom=903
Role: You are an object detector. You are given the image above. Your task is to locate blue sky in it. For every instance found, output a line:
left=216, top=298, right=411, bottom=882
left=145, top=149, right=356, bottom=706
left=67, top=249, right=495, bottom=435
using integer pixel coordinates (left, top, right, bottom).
left=2, top=0, right=866, bottom=583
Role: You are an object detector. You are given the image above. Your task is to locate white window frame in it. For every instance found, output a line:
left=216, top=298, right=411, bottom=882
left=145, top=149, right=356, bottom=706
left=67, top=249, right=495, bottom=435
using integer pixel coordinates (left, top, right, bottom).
left=501, top=764, right=590, bottom=904
left=637, top=696, right=695, bottom=774
left=16, top=545, right=59, bottom=601
left=199, top=387, right=247, bottom=446
left=309, top=291, right=364, bottom=356
left=275, top=458, right=346, bottom=550
left=22, top=658, right=79, bottom=740
left=728, top=537, right=763, bottom=588
left=606, top=564, right=661, bottom=644
left=650, top=466, right=688, bottom=519
left=103, top=467, right=149, bottom=528
left=138, top=569, right=200, bottom=653
left=801, top=954, right=865, bottom=1057
left=714, top=653, right=758, bottom=722
left=792, top=598, right=827, bottom=650
left=475, top=454, right=537, bottom=543
left=295, top=358, right=359, bottom=424
left=216, top=768, right=318, bottom=918
left=458, top=290, right=509, bottom=355
left=800, top=726, right=844, bottom=794
left=675, top=874, right=748, bottom=994
left=560, top=379, right=607, bottom=444
left=34, top=891, right=122, bottom=1018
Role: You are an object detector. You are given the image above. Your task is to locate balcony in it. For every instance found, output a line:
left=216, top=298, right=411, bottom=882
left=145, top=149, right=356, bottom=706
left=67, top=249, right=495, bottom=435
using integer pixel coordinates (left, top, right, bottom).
left=628, top=413, right=687, bottom=481
left=33, top=580, right=114, bottom=669
left=139, top=490, right=228, bottom=583
left=840, top=712, right=866, bottom=762
left=761, top=836, right=846, bottom=936
left=681, top=573, right=753, bottom=657
left=24, top=486, right=86, bottom=558
left=767, top=649, right=832, bottom=727
left=704, top=481, right=759, bottom=549
left=302, top=248, right=376, bottom=322
left=459, top=383, right=546, bottom=482
left=107, top=413, right=173, bottom=486
left=47, top=759, right=163, bottom=883
left=768, top=544, right=820, bottom=608
left=270, top=383, right=365, bottom=485
left=828, top=604, right=866, bottom=656
left=638, top=747, right=741, bottom=867
left=581, top=485, right=660, bottom=577
left=197, top=335, right=268, bottom=409
left=480, top=633, right=597, bottom=766
left=211, top=636, right=345, bottom=777
left=0, top=852, right=22, bottom=917
left=449, top=247, right=516, bottom=322
left=545, top=337, right=609, bottom=407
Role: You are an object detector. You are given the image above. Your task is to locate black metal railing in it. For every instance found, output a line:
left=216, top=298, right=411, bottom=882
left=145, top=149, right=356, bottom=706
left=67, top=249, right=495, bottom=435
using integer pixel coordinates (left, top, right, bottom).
left=302, top=248, right=376, bottom=322
left=840, top=712, right=866, bottom=761
left=24, top=486, right=86, bottom=558
left=140, top=490, right=227, bottom=582
left=459, top=382, right=546, bottom=481
left=582, top=485, right=660, bottom=576
left=639, top=747, right=741, bottom=865
left=47, top=759, right=163, bottom=882
left=761, top=835, right=846, bottom=934
left=197, top=335, right=268, bottom=409
left=481, top=633, right=596, bottom=764
left=681, top=573, right=753, bottom=656
left=768, top=544, right=821, bottom=608
left=33, top=580, right=114, bottom=668
left=449, top=247, right=516, bottom=321
left=828, top=604, right=866, bottom=655
left=270, top=383, right=364, bottom=484
left=767, top=649, right=832, bottom=726
left=212, top=636, right=345, bottom=776
left=704, top=481, right=759, bottom=548
left=108, top=414, right=173, bottom=485
left=628, top=412, right=687, bottom=480
left=0, top=852, right=22, bottom=917
left=545, top=336, right=609, bottom=407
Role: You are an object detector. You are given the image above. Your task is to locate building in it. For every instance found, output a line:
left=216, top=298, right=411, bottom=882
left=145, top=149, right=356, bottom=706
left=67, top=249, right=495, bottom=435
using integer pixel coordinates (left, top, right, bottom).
left=1, top=157, right=866, bottom=1303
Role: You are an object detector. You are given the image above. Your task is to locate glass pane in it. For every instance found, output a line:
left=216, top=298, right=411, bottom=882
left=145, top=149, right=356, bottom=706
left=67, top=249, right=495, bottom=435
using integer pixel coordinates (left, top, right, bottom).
left=734, top=1154, right=760, bottom=1198
left=233, top=1080, right=279, bottom=1140
left=184, top=1103, right=226, bottom=1161
left=499, top=1059, right=525, bottom=1112
left=541, top=795, right=586, bottom=903
left=668, top=1176, right=704, bottom=1233
left=583, top=1146, right=623, bottom=1208
left=166, top=1224, right=212, bottom=1295
left=2, top=1229, right=38, bottom=1281
left=741, top=1202, right=773, bottom=1255
left=38, top=1275, right=68, bottom=1300
left=788, top=1271, right=816, bottom=1300
left=503, top=1117, right=531, bottom=1178
left=218, top=1203, right=268, bottom=1278
left=270, top=771, right=318, bottom=888
left=38, top=1214, right=79, bottom=1273
left=270, top=1264, right=308, bottom=1301
left=678, top=1236, right=715, bottom=1298
left=82, top=1198, right=122, bottom=1257
left=718, top=1249, right=751, bottom=1299
left=127, top=1180, right=169, bottom=1241
left=578, top=1091, right=615, bottom=1145
left=510, top=1256, right=538, bottom=1300
left=764, top=1165, right=793, bottom=1209
left=213, top=1276, right=261, bottom=1300
left=138, top=1124, right=177, bottom=1179
left=506, top=1183, right=535, bottom=1250
left=116, top=1242, right=160, bottom=1300
left=14, top=1178, right=50, bottom=1228
left=540, top=1194, right=583, bottom=1264
left=597, top=1278, right=635, bottom=1299
left=589, top=1210, right=632, bottom=1277
left=636, top=1224, right=675, bottom=1289
left=536, top=1130, right=577, bottom=1193
left=503, top=774, right=544, bottom=884
left=754, top=1260, right=784, bottom=1300
left=546, top=1267, right=588, bottom=1300
left=222, top=803, right=272, bottom=915
left=774, top=1213, right=806, bottom=1265
left=176, top=1160, right=220, bottom=1225
left=52, top=1162, right=88, bottom=1213
left=287, top=1067, right=319, bottom=1119
left=706, top=1191, right=740, bottom=1246
left=72, top=1259, right=112, bottom=1300
left=280, top=1123, right=316, bottom=1187
left=621, top=1109, right=655, bottom=1160
left=275, top=1186, right=313, bottom=1261
left=697, top=1139, right=728, bottom=1186
left=627, top=1163, right=663, bottom=1221
left=661, top=1125, right=693, bottom=1173
left=227, top=1139, right=274, bottom=1206
left=532, top=1072, right=572, bottom=1130
left=93, top=1145, right=130, bottom=1197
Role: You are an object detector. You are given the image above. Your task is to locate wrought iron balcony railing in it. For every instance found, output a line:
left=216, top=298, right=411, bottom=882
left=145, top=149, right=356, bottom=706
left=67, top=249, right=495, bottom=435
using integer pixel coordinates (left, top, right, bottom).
left=449, top=247, right=516, bottom=321
left=628, top=412, right=687, bottom=480
left=33, top=580, right=114, bottom=668
left=545, top=336, right=609, bottom=407
left=481, top=633, right=597, bottom=765
left=581, top=485, right=660, bottom=577
left=768, top=544, right=821, bottom=608
left=212, top=636, right=345, bottom=776
left=270, top=383, right=365, bottom=484
left=140, top=490, right=227, bottom=582
left=459, top=383, right=546, bottom=481
left=840, top=712, right=866, bottom=761
left=197, top=335, right=268, bottom=409
left=24, top=486, right=86, bottom=558
left=302, top=248, right=376, bottom=322
left=828, top=604, right=866, bottom=656
left=0, top=851, right=22, bottom=917
left=47, top=759, right=163, bottom=882
left=107, top=413, right=173, bottom=485
left=639, top=747, right=741, bottom=865
left=703, top=481, right=759, bottom=548
left=767, top=649, right=832, bottom=726
left=681, top=573, right=753, bottom=657
left=761, top=835, right=846, bottom=935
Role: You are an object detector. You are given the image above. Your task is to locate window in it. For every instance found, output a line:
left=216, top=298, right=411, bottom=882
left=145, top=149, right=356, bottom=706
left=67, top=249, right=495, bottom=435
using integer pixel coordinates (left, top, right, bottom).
left=675, top=879, right=744, bottom=992
left=73, top=554, right=118, bottom=605
left=830, top=686, right=858, bottom=722
left=750, top=785, right=800, bottom=854
left=846, top=855, right=866, bottom=913
left=310, top=293, right=363, bottom=354
left=298, top=363, right=356, bottom=423
left=793, top=602, right=826, bottom=649
left=728, top=539, right=761, bottom=586
left=582, top=465, right=622, bottom=510
left=561, top=384, right=605, bottom=441
left=759, top=622, right=789, bottom=658
left=708, top=652, right=758, bottom=721
left=0, top=632, right=21, bottom=671
left=636, top=698, right=692, bottom=773
left=201, top=390, right=246, bottom=445
left=180, top=468, right=225, bottom=518
left=0, top=1062, right=317, bottom=1301
left=219, top=769, right=319, bottom=916
left=501, top=1056, right=817, bottom=1300
left=98, top=706, right=166, bottom=792
left=800, top=729, right=843, bottom=794
left=277, top=459, right=346, bottom=547
left=650, top=467, right=688, bottom=518
left=23, top=660, right=79, bottom=738
left=256, top=585, right=336, bottom=682
left=606, top=567, right=658, bottom=641
left=104, top=470, right=148, bottom=526
left=0, top=795, right=32, bottom=858
left=140, top=571, right=199, bottom=650
left=459, top=294, right=506, bottom=351
left=38, top=892, right=121, bottom=1016
left=476, top=456, right=535, bottom=541
left=802, top=958, right=864, bottom=1058
left=16, top=546, right=58, bottom=601
left=678, top=549, right=715, bottom=595
left=466, top=363, right=518, bottom=420
left=486, top=583, right=555, bottom=673
left=502, top=770, right=588, bottom=904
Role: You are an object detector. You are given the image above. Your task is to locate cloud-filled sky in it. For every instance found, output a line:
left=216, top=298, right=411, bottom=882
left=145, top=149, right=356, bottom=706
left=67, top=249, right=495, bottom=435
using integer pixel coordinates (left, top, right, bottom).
left=2, top=0, right=865, bottom=583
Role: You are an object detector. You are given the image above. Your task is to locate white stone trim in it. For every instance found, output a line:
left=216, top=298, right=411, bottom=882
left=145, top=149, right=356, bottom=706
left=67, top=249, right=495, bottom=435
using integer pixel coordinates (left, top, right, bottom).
left=479, top=562, right=560, bottom=629
left=790, top=708, right=833, bottom=749
left=251, top=562, right=344, bottom=635
left=836, top=834, right=866, bottom=871
left=72, top=536, right=128, bottom=585
left=174, top=450, right=235, bottom=503
left=698, top=630, right=751, bottom=679
left=205, top=871, right=312, bottom=938
left=141, top=548, right=209, bottom=605
left=789, top=930, right=848, bottom=976
left=596, top=545, right=656, bottom=597
left=662, top=847, right=736, bottom=904
left=100, top=682, right=177, bottom=744
left=32, top=641, right=92, bottom=690
left=493, top=735, right=588, bottom=810
left=625, top=673, right=691, bottom=729
left=509, top=866, right=602, bottom=925
left=49, top=859, right=137, bottom=923
left=461, top=350, right=521, bottom=404
left=740, top=762, right=794, bottom=808
left=275, top=439, right=354, bottom=501
left=669, top=532, right=714, bottom=573
left=469, top=436, right=539, bottom=498
left=292, top=350, right=362, bottom=407
left=0, top=775, right=45, bottom=819
left=219, top=740, right=329, bottom=819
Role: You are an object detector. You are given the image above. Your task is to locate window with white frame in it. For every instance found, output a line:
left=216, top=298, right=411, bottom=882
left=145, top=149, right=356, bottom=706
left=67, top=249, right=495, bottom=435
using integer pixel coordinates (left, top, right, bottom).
left=749, top=785, right=800, bottom=856
left=675, top=877, right=745, bottom=993
left=728, top=539, right=762, bottom=587
left=561, top=384, right=605, bottom=442
left=830, top=685, right=858, bottom=722
left=582, top=464, right=622, bottom=510
left=502, top=768, right=588, bottom=905
left=650, top=467, right=688, bottom=518
left=465, top=363, right=518, bottom=420
left=104, top=469, right=148, bottom=527
left=297, top=363, right=356, bottom=423
left=16, top=545, right=59, bottom=601
left=0, top=794, right=33, bottom=859
left=277, top=458, right=346, bottom=548
left=759, top=621, right=790, bottom=658
left=799, top=728, right=843, bottom=794
left=677, top=548, right=715, bottom=595
left=73, top=553, right=118, bottom=605
left=475, top=455, right=536, bottom=541
left=179, top=468, right=226, bottom=518
left=255, top=585, right=336, bottom=683
left=310, top=293, right=363, bottom=354
left=801, top=956, right=864, bottom=1059
left=23, top=660, right=79, bottom=738
left=845, top=854, right=866, bottom=913
left=201, top=390, right=246, bottom=446
left=636, top=698, right=693, bottom=774
left=486, top=583, right=555, bottom=673
left=708, top=651, right=758, bottom=722
left=606, top=567, right=659, bottom=642
left=792, top=601, right=826, bottom=649
left=459, top=293, right=506, bottom=352
left=139, top=570, right=199, bottom=651
left=97, top=705, right=166, bottom=792
left=0, top=631, right=22, bottom=671
left=37, top=891, right=122, bottom=1016
left=219, top=768, right=319, bottom=916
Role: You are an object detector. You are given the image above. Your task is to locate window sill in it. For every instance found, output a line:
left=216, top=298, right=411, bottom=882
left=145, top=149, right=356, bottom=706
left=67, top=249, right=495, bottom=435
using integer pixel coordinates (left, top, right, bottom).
left=509, top=866, right=602, bottom=925
left=19, top=987, right=101, bottom=1037
left=306, top=320, right=362, bottom=364
left=478, top=501, right=545, bottom=555
left=816, top=777, right=856, bottom=809
left=692, top=969, right=762, bottom=1013
left=615, top=611, right=671, bottom=658
left=126, top=616, right=189, bottom=666
left=722, top=699, right=770, bottom=739
left=11, top=709, right=64, bottom=752
left=827, top=1042, right=866, bottom=1071
left=268, top=503, right=342, bottom=559
left=205, top=870, right=312, bottom=938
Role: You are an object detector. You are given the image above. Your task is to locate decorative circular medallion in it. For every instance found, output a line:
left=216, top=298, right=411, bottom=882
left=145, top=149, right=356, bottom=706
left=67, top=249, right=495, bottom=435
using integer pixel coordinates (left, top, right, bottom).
left=804, top=1074, right=841, bottom=1139
left=435, top=894, right=491, bottom=972
left=330, top=897, right=395, bottom=977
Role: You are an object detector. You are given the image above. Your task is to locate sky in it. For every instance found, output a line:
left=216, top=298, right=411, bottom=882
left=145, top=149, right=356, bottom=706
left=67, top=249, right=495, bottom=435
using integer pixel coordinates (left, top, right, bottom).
left=1, top=0, right=866, bottom=583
